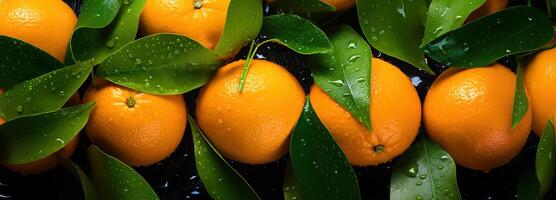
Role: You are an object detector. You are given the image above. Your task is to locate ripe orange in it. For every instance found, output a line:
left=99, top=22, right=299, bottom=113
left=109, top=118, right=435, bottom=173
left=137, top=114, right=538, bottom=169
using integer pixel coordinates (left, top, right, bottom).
left=196, top=59, right=305, bottom=164
left=265, top=0, right=354, bottom=11
left=424, top=64, right=532, bottom=171
left=0, top=0, right=77, bottom=62
left=467, top=0, right=508, bottom=22
left=0, top=89, right=81, bottom=174
left=525, top=48, right=556, bottom=135
left=309, top=58, right=421, bottom=166
left=140, top=0, right=230, bottom=50
left=83, top=81, right=187, bottom=166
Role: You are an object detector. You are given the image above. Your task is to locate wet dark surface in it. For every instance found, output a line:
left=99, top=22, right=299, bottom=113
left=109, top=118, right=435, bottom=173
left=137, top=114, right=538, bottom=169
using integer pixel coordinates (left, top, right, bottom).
left=1, top=0, right=555, bottom=199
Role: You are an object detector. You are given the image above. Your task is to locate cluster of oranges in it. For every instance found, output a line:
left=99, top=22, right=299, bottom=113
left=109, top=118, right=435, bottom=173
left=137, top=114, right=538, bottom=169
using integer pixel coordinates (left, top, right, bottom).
left=0, top=0, right=551, bottom=177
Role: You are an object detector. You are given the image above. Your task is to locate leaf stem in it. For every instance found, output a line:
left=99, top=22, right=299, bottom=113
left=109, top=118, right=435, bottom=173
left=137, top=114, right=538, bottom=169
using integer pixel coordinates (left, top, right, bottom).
left=238, top=40, right=272, bottom=92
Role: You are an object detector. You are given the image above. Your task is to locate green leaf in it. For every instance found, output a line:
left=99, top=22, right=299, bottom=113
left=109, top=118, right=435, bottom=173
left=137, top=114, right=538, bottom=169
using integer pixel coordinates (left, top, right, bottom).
left=283, top=160, right=303, bottom=200
left=290, top=98, right=360, bottom=200
left=88, top=145, right=159, bottom=200
left=189, top=115, right=260, bottom=200
left=214, top=0, right=263, bottom=59
left=97, top=34, right=220, bottom=95
left=421, top=0, right=486, bottom=46
left=536, top=120, right=555, bottom=196
left=0, top=102, right=95, bottom=164
left=390, top=134, right=462, bottom=200
left=0, top=61, right=94, bottom=120
left=512, top=61, right=528, bottom=128
left=269, top=0, right=336, bottom=13
left=307, top=25, right=372, bottom=130
left=422, top=6, right=553, bottom=68
left=260, top=14, right=332, bottom=55
left=0, top=36, right=63, bottom=88
left=517, top=167, right=542, bottom=200
left=61, top=160, right=100, bottom=200
left=67, top=0, right=146, bottom=64
left=357, top=0, right=434, bottom=74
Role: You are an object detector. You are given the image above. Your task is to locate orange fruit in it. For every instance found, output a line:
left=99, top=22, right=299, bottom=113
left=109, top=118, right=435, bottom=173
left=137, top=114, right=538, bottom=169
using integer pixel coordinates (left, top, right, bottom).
left=140, top=0, right=230, bottom=50
left=0, top=89, right=81, bottom=175
left=467, top=0, right=508, bottom=22
left=424, top=64, right=532, bottom=171
left=265, top=0, right=354, bottom=11
left=83, top=81, right=187, bottom=166
left=0, top=0, right=77, bottom=62
left=525, top=48, right=556, bottom=135
left=196, top=59, right=305, bottom=164
left=309, top=58, right=421, bottom=166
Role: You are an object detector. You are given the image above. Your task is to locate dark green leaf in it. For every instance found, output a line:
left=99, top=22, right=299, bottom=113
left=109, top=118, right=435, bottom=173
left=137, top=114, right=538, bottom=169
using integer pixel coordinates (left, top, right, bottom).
left=423, top=6, right=553, bottom=67
left=189, top=115, right=260, bottom=200
left=290, top=98, right=360, bottom=200
left=283, top=160, right=303, bottom=200
left=536, top=120, right=555, bottom=196
left=97, top=34, right=220, bottom=95
left=0, top=102, right=95, bottom=164
left=61, top=160, right=100, bottom=200
left=88, top=145, right=159, bottom=200
left=0, top=61, right=94, bottom=120
left=421, top=0, right=486, bottom=46
left=390, top=134, right=461, bottom=200
left=67, top=0, right=146, bottom=64
left=357, top=0, right=434, bottom=74
left=517, top=167, right=542, bottom=200
left=513, top=62, right=528, bottom=128
left=0, top=36, right=63, bottom=88
left=261, top=14, right=331, bottom=55
left=269, top=0, right=335, bottom=13
left=215, top=0, right=263, bottom=59
left=307, top=25, right=372, bottom=130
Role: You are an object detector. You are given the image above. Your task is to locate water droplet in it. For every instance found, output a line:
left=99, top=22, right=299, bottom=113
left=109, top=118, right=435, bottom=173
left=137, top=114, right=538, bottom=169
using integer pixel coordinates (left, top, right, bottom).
left=16, top=105, right=23, bottom=113
left=348, top=55, right=362, bottom=63
left=328, top=80, right=345, bottom=87
left=416, top=181, right=423, bottom=186
left=405, top=166, right=418, bottom=178
left=437, top=165, right=444, bottom=170
left=347, top=41, right=357, bottom=49
left=135, top=58, right=142, bottom=65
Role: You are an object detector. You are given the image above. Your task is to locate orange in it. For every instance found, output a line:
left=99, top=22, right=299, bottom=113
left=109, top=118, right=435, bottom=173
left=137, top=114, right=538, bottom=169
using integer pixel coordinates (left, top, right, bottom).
left=309, top=58, right=421, bottom=166
left=0, top=0, right=77, bottom=62
left=525, top=48, right=556, bottom=135
left=467, top=0, right=508, bottom=22
left=140, top=0, right=230, bottom=50
left=265, top=0, right=354, bottom=11
left=196, top=59, right=305, bottom=164
left=83, top=81, right=187, bottom=166
left=424, top=64, right=532, bottom=171
left=0, top=89, right=81, bottom=175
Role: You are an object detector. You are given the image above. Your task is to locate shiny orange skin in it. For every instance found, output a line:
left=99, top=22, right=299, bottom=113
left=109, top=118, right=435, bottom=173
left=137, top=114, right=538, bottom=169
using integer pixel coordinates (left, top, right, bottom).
left=0, top=89, right=81, bottom=175
left=309, top=58, right=421, bottom=166
left=424, top=64, right=532, bottom=171
left=467, top=0, right=508, bottom=22
left=83, top=81, right=187, bottom=166
left=140, top=0, right=230, bottom=49
left=196, top=60, right=305, bottom=165
left=265, top=0, right=354, bottom=11
left=0, top=0, right=77, bottom=62
left=525, top=48, right=556, bottom=135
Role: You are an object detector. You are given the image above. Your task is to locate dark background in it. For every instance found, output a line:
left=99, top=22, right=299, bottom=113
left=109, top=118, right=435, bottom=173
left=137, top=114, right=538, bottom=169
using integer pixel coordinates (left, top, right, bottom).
left=0, top=0, right=553, bottom=199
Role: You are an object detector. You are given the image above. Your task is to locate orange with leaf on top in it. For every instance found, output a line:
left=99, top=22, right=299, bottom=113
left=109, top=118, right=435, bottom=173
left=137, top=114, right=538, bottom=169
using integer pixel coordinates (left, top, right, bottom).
left=140, top=0, right=231, bottom=49
left=83, top=80, right=187, bottom=166
left=0, top=0, right=77, bottom=62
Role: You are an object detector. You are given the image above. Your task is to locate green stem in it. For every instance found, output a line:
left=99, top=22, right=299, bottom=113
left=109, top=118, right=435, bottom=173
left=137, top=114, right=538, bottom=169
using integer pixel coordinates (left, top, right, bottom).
left=237, top=40, right=273, bottom=92
left=547, top=0, right=553, bottom=17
